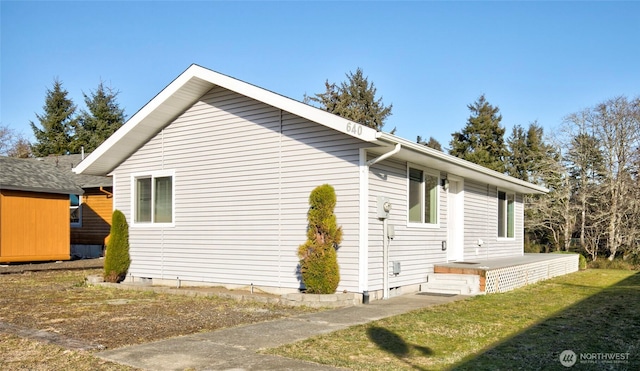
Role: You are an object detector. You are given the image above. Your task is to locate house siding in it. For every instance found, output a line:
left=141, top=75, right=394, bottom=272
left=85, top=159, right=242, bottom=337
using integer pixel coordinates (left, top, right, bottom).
left=463, top=181, right=524, bottom=259
left=112, top=86, right=364, bottom=292
left=71, top=187, right=112, bottom=246
left=367, top=157, right=448, bottom=292
left=366, top=159, right=525, bottom=293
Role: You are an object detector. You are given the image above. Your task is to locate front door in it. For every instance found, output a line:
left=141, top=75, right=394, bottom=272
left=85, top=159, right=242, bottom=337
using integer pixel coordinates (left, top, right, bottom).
left=447, top=177, right=464, bottom=262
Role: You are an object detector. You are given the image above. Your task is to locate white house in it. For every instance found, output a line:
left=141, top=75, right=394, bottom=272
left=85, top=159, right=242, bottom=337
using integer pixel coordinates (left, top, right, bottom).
left=75, top=64, right=548, bottom=300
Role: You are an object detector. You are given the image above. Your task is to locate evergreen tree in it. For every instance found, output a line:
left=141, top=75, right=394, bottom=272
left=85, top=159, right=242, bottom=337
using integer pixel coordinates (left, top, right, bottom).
left=506, top=123, right=575, bottom=252
left=534, top=154, right=575, bottom=252
left=73, top=82, right=125, bottom=152
left=506, top=125, right=528, bottom=180
left=506, top=122, right=547, bottom=182
left=449, top=95, right=508, bottom=172
left=417, top=135, right=443, bottom=151
left=30, top=79, right=77, bottom=156
left=305, top=68, right=393, bottom=132
left=523, top=137, right=574, bottom=252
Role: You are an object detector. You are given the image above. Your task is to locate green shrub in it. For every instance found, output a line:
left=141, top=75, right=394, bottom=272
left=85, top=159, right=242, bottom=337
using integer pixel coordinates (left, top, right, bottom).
left=299, top=247, right=340, bottom=294
left=104, top=210, right=131, bottom=282
left=588, top=258, right=635, bottom=270
left=297, top=184, right=343, bottom=294
left=524, top=242, right=542, bottom=253
left=623, top=250, right=640, bottom=267
left=552, top=251, right=587, bottom=270
left=578, top=254, right=587, bottom=270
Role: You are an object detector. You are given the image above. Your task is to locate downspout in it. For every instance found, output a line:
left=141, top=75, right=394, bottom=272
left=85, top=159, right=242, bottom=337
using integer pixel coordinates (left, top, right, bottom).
left=367, top=143, right=401, bottom=167
left=99, top=186, right=113, bottom=198
left=360, top=142, right=401, bottom=301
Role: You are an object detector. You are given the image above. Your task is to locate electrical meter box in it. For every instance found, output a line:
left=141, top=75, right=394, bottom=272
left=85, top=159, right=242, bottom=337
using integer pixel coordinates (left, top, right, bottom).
left=377, top=196, right=391, bottom=219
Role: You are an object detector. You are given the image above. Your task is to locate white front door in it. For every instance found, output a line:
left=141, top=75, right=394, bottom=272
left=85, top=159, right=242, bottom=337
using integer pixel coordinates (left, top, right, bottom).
left=447, top=177, right=464, bottom=262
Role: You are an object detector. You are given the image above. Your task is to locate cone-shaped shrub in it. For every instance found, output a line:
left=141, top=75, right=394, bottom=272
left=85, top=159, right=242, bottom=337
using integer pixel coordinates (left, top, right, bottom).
left=104, top=210, right=131, bottom=283
left=297, top=184, right=343, bottom=294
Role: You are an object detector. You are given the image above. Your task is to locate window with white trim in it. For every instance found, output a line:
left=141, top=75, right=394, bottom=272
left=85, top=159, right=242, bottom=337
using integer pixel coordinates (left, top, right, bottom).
left=133, top=172, right=174, bottom=224
left=408, top=166, right=439, bottom=225
left=498, top=190, right=515, bottom=238
left=70, top=194, right=81, bottom=227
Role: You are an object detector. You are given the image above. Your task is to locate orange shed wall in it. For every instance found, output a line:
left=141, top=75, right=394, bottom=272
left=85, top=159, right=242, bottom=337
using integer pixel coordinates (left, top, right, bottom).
left=0, top=190, right=70, bottom=262
left=71, top=188, right=113, bottom=246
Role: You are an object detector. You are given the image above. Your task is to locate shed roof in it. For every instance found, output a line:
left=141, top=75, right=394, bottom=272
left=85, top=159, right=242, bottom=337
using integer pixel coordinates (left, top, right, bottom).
left=74, top=64, right=548, bottom=195
left=0, top=156, right=84, bottom=195
left=30, top=154, right=112, bottom=188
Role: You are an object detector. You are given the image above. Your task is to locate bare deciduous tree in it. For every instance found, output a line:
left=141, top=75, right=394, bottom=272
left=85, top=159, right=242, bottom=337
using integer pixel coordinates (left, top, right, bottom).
left=0, top=124, right=32, bottom=158
left=524, top=136, right=574, bottom=252
left=563, top=96, right=640, bottom=261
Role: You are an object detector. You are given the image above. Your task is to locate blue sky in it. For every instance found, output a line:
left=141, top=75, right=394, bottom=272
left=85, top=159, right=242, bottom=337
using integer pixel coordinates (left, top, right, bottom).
left=2, top=1, right=639, bottom=150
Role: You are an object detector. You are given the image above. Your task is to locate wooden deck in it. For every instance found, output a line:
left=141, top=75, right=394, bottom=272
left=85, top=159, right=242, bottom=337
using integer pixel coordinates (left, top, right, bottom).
left=432, top=253, right=580, bottom=294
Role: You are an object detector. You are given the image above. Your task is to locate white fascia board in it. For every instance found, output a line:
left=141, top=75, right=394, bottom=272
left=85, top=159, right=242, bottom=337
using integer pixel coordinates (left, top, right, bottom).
left=75, top=64, right=378, bottom=175
left=74, top=67, right=212, bottom=175
left=191, top=66, right=379, bottom=142
left=376, top=132, right=549, bottom=195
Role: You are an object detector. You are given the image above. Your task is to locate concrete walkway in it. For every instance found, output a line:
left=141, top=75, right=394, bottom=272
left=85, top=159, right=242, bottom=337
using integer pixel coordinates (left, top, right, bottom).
left=97, top=292, right=467, bottom=371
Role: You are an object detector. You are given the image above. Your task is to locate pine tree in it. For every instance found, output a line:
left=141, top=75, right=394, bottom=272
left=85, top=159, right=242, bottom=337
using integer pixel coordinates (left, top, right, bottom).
left=506, top=122, right=548, bottom=182
left=305, top=68, right=393, bottom=132
left=506, top=125, right=529, bottom=180
left=297, top=184, right=343, bottom=294
left=73, top=82, right=125, bottom=152
left=449, top=95, right=508, bottom=172
left=505, top=123, right=575, bottom=252
left=30, top=79, right=78, bottom=156
left=417, top=135, right=443, bottom=151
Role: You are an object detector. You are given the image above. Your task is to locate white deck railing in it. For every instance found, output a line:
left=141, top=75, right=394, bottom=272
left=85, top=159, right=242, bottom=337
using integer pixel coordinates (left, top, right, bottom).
left=484, top=254, right=579, bottom=293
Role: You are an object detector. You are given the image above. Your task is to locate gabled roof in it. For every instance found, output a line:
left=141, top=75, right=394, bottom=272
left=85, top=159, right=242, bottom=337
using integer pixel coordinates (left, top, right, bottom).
left=30, top=154, right=112, bottom=188
left=0, top=157, right=84, bottom=195
left=74, top=64, right=548, bottom=195
left=73, top=64, right=379, bottom=176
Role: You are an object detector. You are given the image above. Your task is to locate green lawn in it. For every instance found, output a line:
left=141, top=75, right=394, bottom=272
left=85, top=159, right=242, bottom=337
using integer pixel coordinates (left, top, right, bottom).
left=266, top=269, right=640, bottom=370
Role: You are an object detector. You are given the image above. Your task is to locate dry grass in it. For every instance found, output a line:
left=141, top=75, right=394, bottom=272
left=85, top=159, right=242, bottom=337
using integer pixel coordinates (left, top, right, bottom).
left=0, top=268, right=320, bottom=370
left=0, top=333, right=132, bottom=371
left=267, top=269, right=640, bottom=370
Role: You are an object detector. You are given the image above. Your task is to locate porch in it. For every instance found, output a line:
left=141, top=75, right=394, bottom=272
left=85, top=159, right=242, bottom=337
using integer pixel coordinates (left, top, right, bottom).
left=422, top=253, right=580, bottom=295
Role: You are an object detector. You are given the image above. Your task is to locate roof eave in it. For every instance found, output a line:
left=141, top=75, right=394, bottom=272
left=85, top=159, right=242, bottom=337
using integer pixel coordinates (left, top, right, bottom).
left=0, top=185, right=84, bottom=195
left=375, top=132, right=549, bottom=195
left=75, top=64, right=379, bottom=176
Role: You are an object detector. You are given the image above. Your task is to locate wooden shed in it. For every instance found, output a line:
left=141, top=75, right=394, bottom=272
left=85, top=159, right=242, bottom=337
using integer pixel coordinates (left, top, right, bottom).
left=33, top=155, right=113, bottom=258
left=0, top=157, right=84, bottom=263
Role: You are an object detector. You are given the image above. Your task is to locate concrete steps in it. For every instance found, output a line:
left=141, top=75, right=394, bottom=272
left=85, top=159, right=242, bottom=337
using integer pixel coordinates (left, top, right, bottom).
left=421, top=273, right=482, bottom=296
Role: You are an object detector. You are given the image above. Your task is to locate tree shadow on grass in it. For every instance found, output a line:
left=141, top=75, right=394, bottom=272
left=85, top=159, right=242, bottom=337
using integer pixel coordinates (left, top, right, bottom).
left=368, top=326, right=433, bottom=371
left=452, top=272, right=640, bottom=370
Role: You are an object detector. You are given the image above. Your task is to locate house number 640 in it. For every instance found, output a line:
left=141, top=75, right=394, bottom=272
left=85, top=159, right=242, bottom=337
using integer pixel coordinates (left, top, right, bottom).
left=346, top=122, right=363, bottom=136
